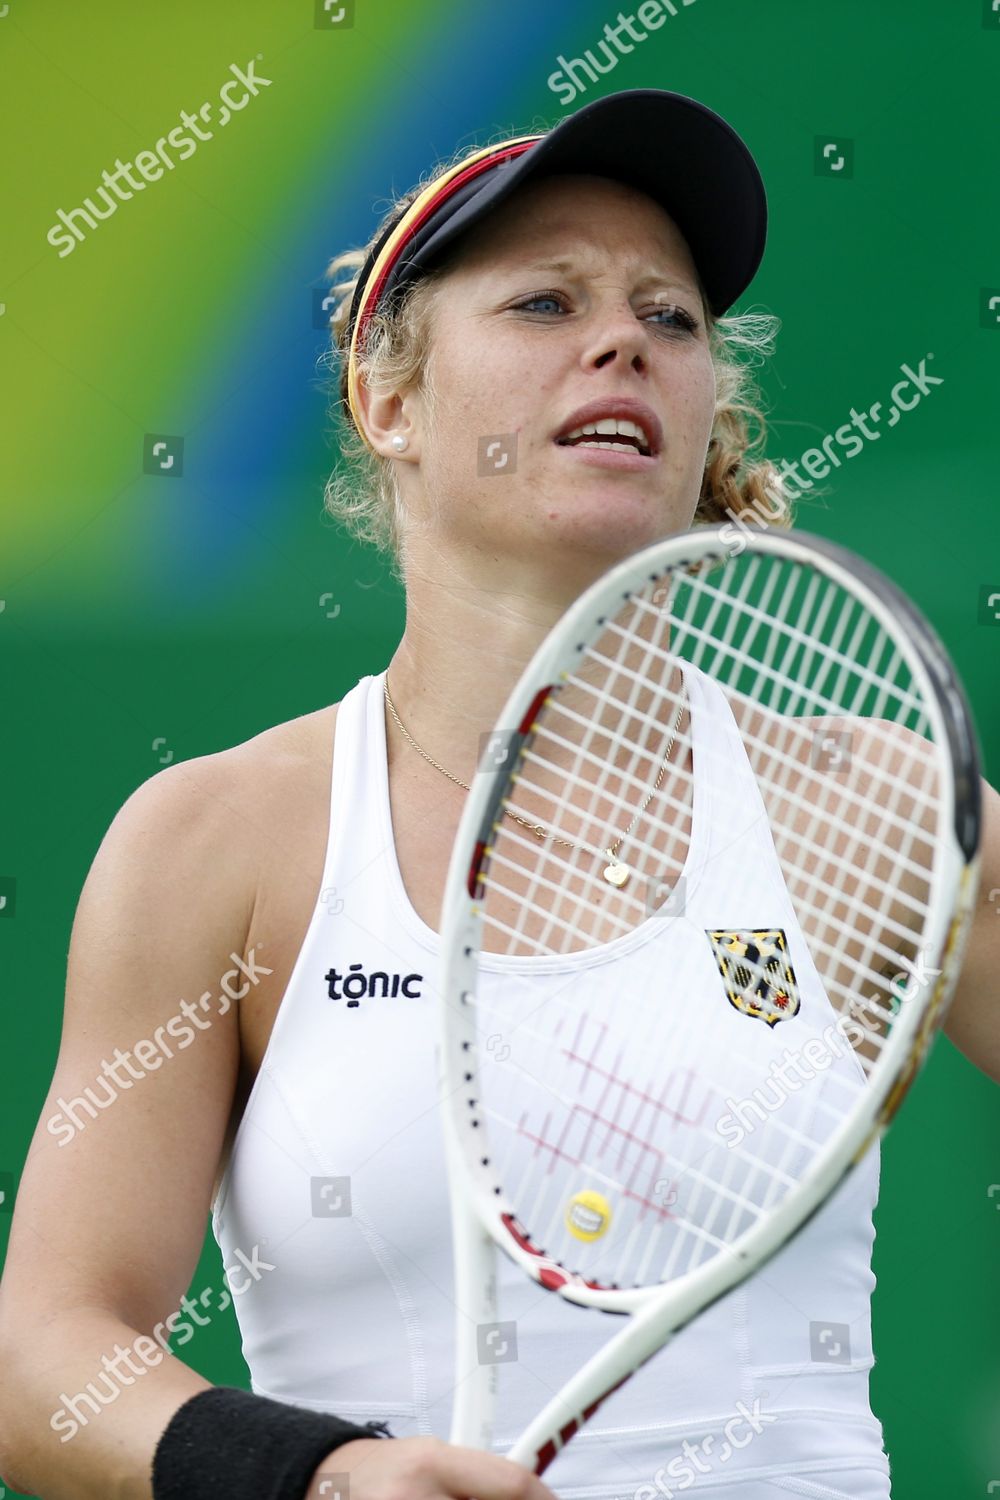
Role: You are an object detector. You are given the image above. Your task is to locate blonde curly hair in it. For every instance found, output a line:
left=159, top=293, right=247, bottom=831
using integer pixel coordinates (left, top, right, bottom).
left=319, top=137, right=791, bottom=580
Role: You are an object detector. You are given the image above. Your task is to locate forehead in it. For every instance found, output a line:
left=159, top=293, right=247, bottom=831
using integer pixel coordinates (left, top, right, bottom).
left=449, top=172, right=698, bottom=282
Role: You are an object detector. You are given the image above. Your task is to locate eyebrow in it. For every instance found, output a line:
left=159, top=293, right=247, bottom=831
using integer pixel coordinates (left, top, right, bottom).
left=519, top=257, right=700, bottom=297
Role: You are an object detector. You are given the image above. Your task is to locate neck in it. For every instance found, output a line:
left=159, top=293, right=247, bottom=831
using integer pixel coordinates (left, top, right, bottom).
left=384, top=541, right=676, bottom=787
left=386, top=577, right=562, bottom=786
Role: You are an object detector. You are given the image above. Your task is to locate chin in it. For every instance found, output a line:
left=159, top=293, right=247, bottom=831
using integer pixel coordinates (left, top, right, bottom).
left=541, top=495, right=694, bottom=557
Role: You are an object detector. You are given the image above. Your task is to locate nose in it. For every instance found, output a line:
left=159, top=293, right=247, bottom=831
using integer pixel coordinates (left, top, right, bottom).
left=581, top=297, right=652, bottom=376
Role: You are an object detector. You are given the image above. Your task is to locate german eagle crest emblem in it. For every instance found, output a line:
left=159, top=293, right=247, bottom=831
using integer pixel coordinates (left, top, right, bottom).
left=705, top=928, right=801, bottom=1026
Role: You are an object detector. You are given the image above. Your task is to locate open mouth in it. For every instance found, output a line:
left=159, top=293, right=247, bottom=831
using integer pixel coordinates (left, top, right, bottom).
left=556, top=417, right=654, bottom=458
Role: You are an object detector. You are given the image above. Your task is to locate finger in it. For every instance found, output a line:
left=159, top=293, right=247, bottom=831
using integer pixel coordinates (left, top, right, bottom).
left=437, top=1444, right=559, bottom=1500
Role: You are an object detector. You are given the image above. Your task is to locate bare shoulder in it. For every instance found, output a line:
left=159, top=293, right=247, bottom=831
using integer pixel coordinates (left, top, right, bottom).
left=734, top=701, right=936, bottom=794
left=739, top=706, right=940, bottom=870
left=238, top=699, right=342, bottom=763
left=228, top=700, right=342, bottom=852
left=105, top=702, right=343, bottom=968
left=154, top=701, right=341, bottom=851
left=195, top=699, right=340, bottom=798
left=727, top=705, right=941, bottom=1062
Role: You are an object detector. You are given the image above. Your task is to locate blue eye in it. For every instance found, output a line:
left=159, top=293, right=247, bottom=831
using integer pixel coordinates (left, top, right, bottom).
left=648, top=303, right=699, bottom=332
left=518, top=293, right=564, bottom=315
left=513, top=290, right=698, bottom=333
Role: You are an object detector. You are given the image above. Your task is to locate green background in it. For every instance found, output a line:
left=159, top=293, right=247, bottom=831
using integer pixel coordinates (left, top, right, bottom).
left=2, top=0, right=998, bottom=1494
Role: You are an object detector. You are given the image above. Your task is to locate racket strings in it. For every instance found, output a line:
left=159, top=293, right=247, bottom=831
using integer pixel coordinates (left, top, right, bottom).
left=486, top=719, right=931, bottom=987
left=520, top=637, right=933, bottom=861
left=516, top=704, right=933, bottom=890
left=468, top=551, right=946, bottom=1287
left=485, top=976, right=856, bottom=1285
left=663, top=564, right=929, bottom=725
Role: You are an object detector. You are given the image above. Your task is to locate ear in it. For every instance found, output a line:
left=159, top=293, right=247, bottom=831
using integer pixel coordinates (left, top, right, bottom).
left=354, top=375, right=419, bottom=461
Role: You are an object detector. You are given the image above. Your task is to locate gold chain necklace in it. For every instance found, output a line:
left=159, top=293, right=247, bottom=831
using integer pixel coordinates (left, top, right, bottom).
left=383, top=672, right=685, bottom=889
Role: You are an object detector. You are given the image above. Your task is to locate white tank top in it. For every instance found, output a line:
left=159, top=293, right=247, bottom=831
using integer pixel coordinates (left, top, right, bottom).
left=211, top=665, right=893, bottom=1499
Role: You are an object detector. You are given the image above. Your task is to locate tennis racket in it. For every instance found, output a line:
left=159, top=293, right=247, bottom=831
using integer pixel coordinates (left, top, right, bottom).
left=436, top=523, right=981, bottom=1474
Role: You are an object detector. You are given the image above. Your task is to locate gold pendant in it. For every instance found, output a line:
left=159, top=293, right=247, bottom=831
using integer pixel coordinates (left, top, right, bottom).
left=602, top=856, right=630, bottom=888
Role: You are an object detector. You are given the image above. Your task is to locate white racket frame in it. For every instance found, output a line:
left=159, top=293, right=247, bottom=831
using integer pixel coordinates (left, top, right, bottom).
left=436, top=525, right=981, bottom=1472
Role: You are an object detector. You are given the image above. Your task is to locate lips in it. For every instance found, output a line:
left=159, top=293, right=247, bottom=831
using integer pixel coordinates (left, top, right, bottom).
left=553, top=397, right=663, bottom=458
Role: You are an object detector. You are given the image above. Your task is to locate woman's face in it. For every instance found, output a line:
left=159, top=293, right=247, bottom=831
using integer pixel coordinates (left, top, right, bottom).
left=388, top=172, right=718, bottom=575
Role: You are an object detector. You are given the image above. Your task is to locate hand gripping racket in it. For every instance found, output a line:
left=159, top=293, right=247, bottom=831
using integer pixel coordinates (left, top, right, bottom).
left=436, top=524, right=981, bottom=1474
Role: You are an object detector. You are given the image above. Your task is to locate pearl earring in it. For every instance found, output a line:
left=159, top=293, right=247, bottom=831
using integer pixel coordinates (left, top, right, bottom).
left=390, top=434, right=409, bottom=453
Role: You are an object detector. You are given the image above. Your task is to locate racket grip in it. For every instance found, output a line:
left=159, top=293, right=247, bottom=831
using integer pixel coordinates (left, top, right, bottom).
left=447, top=1151, right=500, bottom=1450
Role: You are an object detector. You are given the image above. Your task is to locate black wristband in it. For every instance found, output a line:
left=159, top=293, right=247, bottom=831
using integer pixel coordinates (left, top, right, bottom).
left=151, top=1385, right=392, bottom=1499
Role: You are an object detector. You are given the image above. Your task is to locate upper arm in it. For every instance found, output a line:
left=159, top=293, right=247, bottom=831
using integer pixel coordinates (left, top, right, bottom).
left=943, top=775, right=1000, bottom=1082
left=0, top=752, right=255, bottom=1344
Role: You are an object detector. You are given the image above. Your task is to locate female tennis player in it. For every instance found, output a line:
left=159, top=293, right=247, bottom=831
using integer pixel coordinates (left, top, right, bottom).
left=0, top=88, right=997, bottom=1500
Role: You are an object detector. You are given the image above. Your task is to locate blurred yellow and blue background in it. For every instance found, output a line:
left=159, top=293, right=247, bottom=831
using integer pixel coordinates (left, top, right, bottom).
left=2, top=1, right=999, bottom=1494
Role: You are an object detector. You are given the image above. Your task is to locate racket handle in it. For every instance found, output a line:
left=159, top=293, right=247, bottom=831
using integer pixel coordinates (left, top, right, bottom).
left=447, top=1159, right=500, bottom=1449
left=504, top=1281, right=695, bottom=1474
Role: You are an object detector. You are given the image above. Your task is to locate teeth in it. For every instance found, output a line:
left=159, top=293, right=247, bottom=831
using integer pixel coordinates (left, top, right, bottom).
left=560, top=415, right=652, bottom=452
left=574, top=440, right=636, bottom=451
